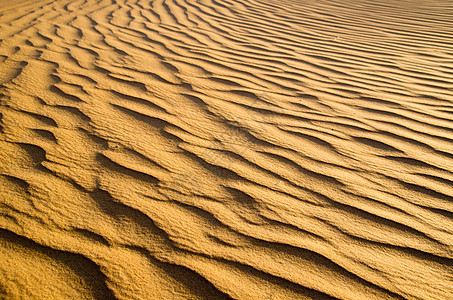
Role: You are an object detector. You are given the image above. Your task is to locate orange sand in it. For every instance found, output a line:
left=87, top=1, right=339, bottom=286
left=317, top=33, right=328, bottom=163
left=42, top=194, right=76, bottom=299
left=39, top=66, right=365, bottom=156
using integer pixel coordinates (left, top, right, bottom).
left=0, top=0, right=452, bottom=299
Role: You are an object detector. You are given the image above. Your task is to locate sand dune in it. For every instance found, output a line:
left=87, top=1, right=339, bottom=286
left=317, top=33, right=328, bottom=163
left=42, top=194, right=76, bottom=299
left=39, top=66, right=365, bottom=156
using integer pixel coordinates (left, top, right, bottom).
left=0, top=0, right=452, bottom=298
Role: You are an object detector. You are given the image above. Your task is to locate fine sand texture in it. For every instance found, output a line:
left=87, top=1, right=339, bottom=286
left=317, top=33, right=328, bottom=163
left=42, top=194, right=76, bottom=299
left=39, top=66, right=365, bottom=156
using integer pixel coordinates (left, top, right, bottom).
left=1, top=0, right=453, bottom=299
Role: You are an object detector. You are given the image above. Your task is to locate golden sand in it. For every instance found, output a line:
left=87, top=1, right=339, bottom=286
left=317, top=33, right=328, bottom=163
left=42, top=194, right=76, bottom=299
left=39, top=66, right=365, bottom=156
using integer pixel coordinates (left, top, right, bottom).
left=0, top=0, right=452, bottom=299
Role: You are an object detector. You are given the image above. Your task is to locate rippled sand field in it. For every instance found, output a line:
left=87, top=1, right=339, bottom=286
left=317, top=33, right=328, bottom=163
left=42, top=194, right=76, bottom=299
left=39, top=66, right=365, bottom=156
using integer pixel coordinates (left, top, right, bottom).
left=1, top=0, right=452, bottom=299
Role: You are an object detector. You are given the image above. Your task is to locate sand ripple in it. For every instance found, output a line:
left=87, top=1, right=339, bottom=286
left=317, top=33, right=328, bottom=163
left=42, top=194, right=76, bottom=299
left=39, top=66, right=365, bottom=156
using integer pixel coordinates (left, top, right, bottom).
left=1, top=0, right=452, bottom=299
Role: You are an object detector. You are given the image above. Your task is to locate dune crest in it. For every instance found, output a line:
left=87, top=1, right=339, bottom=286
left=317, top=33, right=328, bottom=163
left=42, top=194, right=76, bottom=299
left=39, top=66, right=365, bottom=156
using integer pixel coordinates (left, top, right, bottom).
left=1, top=0, right=452, bottom=299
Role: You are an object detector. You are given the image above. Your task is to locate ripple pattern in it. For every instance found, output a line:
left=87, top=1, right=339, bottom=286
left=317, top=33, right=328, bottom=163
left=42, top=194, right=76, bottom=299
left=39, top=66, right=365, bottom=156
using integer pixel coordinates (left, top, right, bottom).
left=1, top=0, right=453, bottom=299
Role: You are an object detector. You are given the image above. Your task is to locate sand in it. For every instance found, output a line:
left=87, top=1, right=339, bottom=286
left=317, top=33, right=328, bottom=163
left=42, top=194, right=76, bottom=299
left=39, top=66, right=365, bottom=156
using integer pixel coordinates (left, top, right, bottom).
left=0, top=0, right=452, bottom=299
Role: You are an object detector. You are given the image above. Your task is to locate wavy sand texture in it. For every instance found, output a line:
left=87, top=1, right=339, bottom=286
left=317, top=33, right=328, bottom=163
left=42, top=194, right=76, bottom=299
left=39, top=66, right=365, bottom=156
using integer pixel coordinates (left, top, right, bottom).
left=1, top=0, right=453, bottom=299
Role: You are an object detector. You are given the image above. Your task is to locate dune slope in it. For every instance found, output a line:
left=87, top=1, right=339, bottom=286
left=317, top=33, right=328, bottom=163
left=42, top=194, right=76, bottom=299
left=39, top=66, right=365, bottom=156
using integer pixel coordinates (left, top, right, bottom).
left=0, top=0, right=452, bottom=299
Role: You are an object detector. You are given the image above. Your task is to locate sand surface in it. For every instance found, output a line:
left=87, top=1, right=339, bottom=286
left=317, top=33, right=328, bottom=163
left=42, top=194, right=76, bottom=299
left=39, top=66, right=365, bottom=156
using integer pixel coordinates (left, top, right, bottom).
left=0, top=0, right=452, bottom=299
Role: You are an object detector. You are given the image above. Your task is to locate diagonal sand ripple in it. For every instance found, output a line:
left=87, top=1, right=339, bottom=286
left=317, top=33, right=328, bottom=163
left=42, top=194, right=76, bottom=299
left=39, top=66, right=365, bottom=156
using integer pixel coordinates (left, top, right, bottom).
left=0, top=0, right=452, bottom=299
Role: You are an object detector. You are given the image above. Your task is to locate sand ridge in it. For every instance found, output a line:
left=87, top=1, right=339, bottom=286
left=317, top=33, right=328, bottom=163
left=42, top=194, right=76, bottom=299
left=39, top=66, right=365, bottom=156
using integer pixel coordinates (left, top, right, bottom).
left=0, top=0, right=452, bottom=299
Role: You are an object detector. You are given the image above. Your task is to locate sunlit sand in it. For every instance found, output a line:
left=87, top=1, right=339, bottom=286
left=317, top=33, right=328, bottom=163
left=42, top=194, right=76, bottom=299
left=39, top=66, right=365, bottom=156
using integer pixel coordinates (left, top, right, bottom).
left=1, top=0, right=452, bottom=299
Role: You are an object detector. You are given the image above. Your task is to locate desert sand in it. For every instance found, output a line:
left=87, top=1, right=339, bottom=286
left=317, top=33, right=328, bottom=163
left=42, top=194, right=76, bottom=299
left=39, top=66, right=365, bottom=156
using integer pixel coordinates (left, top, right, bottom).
left=0, top=0, right=452, bottom=299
